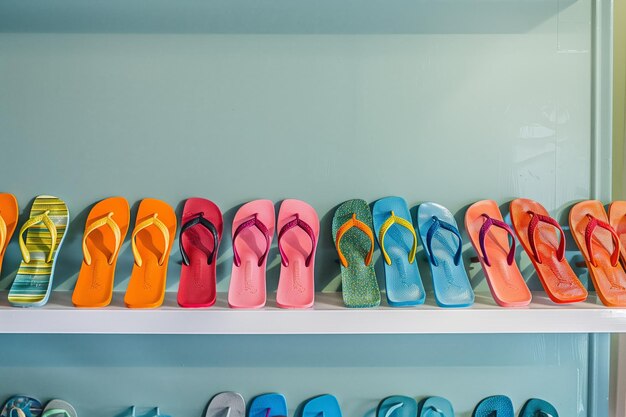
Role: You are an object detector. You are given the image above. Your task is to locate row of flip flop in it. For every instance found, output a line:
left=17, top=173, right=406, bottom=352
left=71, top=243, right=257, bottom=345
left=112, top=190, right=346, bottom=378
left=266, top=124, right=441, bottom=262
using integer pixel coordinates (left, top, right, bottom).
left=1, top=194, right=625, bottom=309
left=0, top=396, right=76, bottom=417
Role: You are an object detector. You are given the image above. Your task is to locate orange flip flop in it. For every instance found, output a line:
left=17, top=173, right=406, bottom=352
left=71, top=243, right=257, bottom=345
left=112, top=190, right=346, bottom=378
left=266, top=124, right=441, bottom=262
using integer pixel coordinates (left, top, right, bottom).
left=465, top=200, right=532, bottom=307
left=569, top=200, right=626, bottom=307
left=72, top=197, right=130, bottom=307
left=0, top=193, right=19, bottom=275
left=609, top=201, right=626, bottom=264
left=510, top=198, right=587, bottom=304
left=124, top=198, right=177, bottom=309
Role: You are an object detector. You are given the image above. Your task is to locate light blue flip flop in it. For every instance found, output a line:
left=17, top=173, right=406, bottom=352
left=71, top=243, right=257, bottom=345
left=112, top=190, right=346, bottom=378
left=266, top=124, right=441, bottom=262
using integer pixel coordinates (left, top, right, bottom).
left=377, top=396, right=417, bottom=417
left=1, top=396, right=43, bottom=417
left=519, top=399, right=558, bottom=417
left=206, top=392, right=245, bottom=417
left=473, top=396, right=514, bottom=417
left=419, top=397, right=454, bottom=417
left=416, top=202, right=474, bottom=307
left=372, top=197, right=425, bottom=306
left=248, top=394, right=287, bottom=417
left=301, top=395, right=341, bottom=417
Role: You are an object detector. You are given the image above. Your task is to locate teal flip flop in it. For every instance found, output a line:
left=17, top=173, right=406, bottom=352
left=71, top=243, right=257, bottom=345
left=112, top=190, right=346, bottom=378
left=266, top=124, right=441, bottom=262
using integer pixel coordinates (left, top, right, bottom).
left=372, top=197, right=425, bottom=306
left=419, top=397, right=454, bottom=417
left=248, top=394, right=287, bottom=417
left=519, top=399, right=558, bottom=417
left=416, top=202, right=474, bottom=307
left=377, top=396, right=417, bottom=417
left=473, top=396, right=514, bottom=417
left=1, top=396, right=43, bottom=417
left=332, top=199, right=380, bottom=308
left=301, top=395, right=341, bottom=417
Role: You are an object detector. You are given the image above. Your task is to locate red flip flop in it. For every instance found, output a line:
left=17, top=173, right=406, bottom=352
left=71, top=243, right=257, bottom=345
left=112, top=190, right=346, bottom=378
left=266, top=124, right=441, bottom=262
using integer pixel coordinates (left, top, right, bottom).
left=177, top=198, right=223, bottom=308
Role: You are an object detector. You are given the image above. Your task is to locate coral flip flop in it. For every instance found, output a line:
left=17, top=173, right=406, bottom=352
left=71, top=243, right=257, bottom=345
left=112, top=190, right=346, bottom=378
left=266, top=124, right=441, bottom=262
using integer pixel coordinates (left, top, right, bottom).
left=372, top=196, right=425, bottom=306
left=124, top=198, right=177, bottom=309
left=510, top=198, right=587, bottom=304
left=417, top=202, right=474, bottom=307
left=419, top=397, right=454, bottom=417
left=377, top=396, right=417, bottom=417
left=276, top=199, right=319, bottom=309
left=302, top=395, right=342, bottom=417
left=42, top=400, right=77, bottom=417
left=228, top=200, right=275, bottom=309
left=248, top=394, right=287, bottom=417
left=8, top=196, right=70, bottom=307
left=332, top=199, right=380, bottom=308
left=0, top=193, right=18, bottom=275
left=569, top=200, right=626, bottom=306
left=472, top=396, right=514, bottom=417
left=72, top=197, right=130, bottom=307
left=205, top=392, right=245, bottom=417
left=465, top=200, right=531, bottom=307
left=609, top=201, right=626, bottom=264
left=178, top=198, right=223, bottom=308
left=519, top=399, right=558, bottom=417
left=1, top=396, right=43, bottom=417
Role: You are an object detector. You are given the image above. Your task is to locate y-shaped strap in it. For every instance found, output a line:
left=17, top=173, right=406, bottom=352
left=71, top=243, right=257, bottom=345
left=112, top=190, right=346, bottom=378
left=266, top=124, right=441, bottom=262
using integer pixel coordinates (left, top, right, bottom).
left=384, top=402, right=404, bottom=417
left=179, top=213, right=218, bottom=266
left=19, top=209, right=57, bottom=263
left=585, top=214, right=620, bottom=267
left=278, top=214, right=316, bottom=267
left=131, top=213, right=170, bottom=267
left=42, top=410, right=71, bottom=417
left=527, top=211, right=565, bottom=264
left=379, top=211, right=417, bottom=266
left=9, top=408, right=26, bottom=417
left=478, top=214, right=516, bottom=267
left=425, top=216, right=462, bottom=267
left=335, top=213, right=374, bottom=267
left=232, top=213, right=271, bottom=267
left=82, top=212, right=122, bottom=265
left=422, top=405, right=445, bottom=417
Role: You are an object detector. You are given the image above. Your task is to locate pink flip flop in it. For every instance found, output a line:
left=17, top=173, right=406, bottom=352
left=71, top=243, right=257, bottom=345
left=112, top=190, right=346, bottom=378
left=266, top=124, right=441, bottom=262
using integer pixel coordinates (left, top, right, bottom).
left=228, top=200, right=275, bottom=309
left=276, top=199, right=320, bottom=309
left=177, top=198, right=223, bottom=308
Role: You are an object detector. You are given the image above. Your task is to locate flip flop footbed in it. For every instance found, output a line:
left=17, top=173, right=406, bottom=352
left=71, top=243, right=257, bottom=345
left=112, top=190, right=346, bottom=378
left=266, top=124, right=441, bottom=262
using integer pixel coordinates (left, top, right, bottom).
left=73, top=197, right=130, bottom=307
left=9, top=196, right=70, bottom=307
left=178, top=198, right=223, bottom=308
left=1, top=396, right=43, bottom=417
left=519, top=398, right=558, bottom=417
left=248, top=394, right=287, bottom=417
left=419, top=397, right=454, bottom=417
left=417, top=202, right=474, bottom=307
left=332, top=199, right=380, bottom=308
left=228, top=200, right=275, bottom=309
left=510, top=198, right=587, bottom=304
left=205, top=392, right=245, bottom=417
left=0, top=193, right=19, bottom=270
left=43, top=400, right=77, bottom=417
left=276, top=199, right=319, bottom=309
left=302, top=395, right=341, bottom=417
left=609, top=201, right=626, bottom=264
left=473, top=395, right=514, bottom=417
left=377, top=396, right=417, bottom=417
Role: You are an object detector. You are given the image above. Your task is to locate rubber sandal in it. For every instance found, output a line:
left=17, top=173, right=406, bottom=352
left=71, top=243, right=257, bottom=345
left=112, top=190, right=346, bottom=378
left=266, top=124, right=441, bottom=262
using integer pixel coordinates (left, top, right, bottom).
left=419, top=397, right=454, bottom=417
left=0, top=193, right=18, bottom=275
left=609, top=200, right=626, bottom=265
left=42, top=400, right=77, bottom=417
left=1, top=396, right=43, bottom=417
left=72, top=197, right=130, bottom=307
left=376, top=396, right=417, bottom=417
left=472, top=396, right=514, bottom=417
left=8, top=195, right=70, bottom=307
left=124, top=198, right=177, bottom=309
left=178, top=197, right=223, bottom=308
left=510, top=198, right=587, bottom=304
left=332, top=199, right=380, bottom=308
left=519, top=399, right=558, bottom=417
left=416, top=202, right=474, bottom=307
left=372, top=196, right=425, bottom=306
left=276, top=199, right=319, bottom=309
left=248, top=394, right=287, bottom=417
left=465, top=200, right=531, bottom=307
left=569, top=200, right=626, bottom=306
left=301, top=395, right=341, bottom=417
left=228, top=200, right=275, bottom=309
left=205, top=392, right=245, bottom=417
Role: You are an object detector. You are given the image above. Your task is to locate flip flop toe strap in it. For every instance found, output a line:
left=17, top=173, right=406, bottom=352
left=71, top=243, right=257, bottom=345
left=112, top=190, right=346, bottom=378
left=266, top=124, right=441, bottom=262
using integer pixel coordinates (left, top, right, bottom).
left=131, top=213, right=170, bottom=267
left=527, top=211, right=565, bottom=264
left=422, top=405, right=445, bottom=417
left=82, top=212, right=122, bottom=266
left=425, top=216, right=462, bottom=267
left=179, top=213, right=219, bottom=266
left=585, top=214, right=621, bottom=267
left=9, top=408, right=26, bottom=417
left=19, top=210, right=58, bottom=264
left=232, top=213, right=271, bottom=267
left=278, top=214, right=316, bottom=267
left=42, top=409, right=71, bottom=417
left=478, top=214, right=516, bottom=267
left=0, top=212, right=7, bottom=252
left=335, top=213, right=374, bottom=267
left=384, top=402, right=404, bottom=417
left=379, top=211, right=417, bottom=266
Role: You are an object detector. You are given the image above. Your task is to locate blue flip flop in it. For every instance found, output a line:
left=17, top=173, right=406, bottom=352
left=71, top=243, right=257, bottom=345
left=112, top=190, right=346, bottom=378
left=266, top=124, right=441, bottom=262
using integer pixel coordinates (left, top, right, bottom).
left=372, top=197, right=425, bottom=306
left=377, top=396, right=417, bottom=417
left=248, top=394, right=287, bottom=417
left=473, top=396, right=514, bottom=417
left=1, top=397, right=43, bottom=417
left=301, top=395, right=341, bottom=417
left=416, top=202, right=474, bottom=307
left=519, top=399, right=558, bottom=417
left=419, top=397, right=454, bottom=417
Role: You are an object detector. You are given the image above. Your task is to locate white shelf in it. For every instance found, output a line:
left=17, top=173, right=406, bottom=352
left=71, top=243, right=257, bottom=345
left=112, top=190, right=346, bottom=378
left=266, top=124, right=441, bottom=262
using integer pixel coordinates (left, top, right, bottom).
left=0, top=291, right=624, bottom=334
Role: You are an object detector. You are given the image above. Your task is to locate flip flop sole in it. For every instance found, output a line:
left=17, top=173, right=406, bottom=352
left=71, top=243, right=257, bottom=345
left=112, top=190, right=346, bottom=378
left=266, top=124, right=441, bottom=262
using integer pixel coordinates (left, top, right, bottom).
left=377, top=396, right=417, bottom=417
left=205, top=392, right=245, bottom=417
left=248, top=394, right=287, bottom=417
left=419, top=397, right=454, bottom=417
left=1, top=396, right=43, bottom=417
left=0, top=193, right=18, bottom=274
left=519, top=398, right=558, bottom=417
left=301, top=395, right=341, bottom=417
left=43, top=399, right=77, bottom=417
left=472, top=395, right=514, bottom=417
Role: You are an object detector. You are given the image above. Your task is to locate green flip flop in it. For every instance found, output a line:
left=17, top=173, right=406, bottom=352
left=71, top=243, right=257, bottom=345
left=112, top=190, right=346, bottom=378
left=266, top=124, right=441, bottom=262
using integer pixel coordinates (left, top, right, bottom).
left=332, top=199, right=380, bottom=308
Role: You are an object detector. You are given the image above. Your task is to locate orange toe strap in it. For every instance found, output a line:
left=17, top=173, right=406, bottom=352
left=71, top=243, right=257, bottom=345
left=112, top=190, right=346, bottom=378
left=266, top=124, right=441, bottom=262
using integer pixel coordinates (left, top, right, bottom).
left=335, top=213, right=374, bottom=267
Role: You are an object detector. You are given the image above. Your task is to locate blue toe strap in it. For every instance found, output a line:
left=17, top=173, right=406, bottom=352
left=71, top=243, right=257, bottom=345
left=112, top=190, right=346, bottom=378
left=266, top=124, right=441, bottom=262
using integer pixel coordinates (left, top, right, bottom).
left=426, top=216, right=462, bottom=267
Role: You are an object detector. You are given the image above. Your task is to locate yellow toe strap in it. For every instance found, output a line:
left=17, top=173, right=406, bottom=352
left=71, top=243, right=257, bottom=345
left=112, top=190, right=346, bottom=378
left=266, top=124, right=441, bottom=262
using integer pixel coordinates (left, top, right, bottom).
left=379, top=211, right=417, bottom=266
left=19, top=210, right=57, bottom=264
left=82, top=212, right=122, bottom=266
left=131, top=213, right=170, bottom=267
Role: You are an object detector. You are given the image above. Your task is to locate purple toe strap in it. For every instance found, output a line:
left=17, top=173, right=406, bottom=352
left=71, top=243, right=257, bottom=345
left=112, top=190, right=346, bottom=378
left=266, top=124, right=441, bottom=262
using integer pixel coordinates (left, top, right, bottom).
left=278, top=213, right=317, bottom=267
left=232, top=214, right=271, bottom=267
left=478, top=214, right=516, bottom=267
